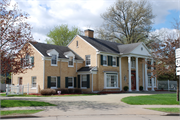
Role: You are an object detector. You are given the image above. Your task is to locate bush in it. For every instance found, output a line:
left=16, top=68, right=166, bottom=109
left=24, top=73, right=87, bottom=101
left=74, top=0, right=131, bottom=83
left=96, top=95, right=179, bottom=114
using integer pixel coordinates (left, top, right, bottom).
left=40, top=89, right=56, bottom=95
left=139, top=86, right=143, bottom=91
left=123, top=86, right=129, bottom=91
left=74, top=89, right=82, bottom=94
left=55, top=88, right=82, bottom=94
left=55, top=89, right=69, bottom=94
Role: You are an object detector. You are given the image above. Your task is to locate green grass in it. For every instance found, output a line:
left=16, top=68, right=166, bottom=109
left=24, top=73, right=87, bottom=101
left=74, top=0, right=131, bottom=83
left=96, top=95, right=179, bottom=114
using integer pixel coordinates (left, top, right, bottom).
left=1, top=100, right=56, bottom=108
left=147, top=108, right=180, bottom=113
left=0, top=93, right=99, bottom=97
left=1, top=110, right=43, bottom=116
left=121, top=93, right=180, bottom=105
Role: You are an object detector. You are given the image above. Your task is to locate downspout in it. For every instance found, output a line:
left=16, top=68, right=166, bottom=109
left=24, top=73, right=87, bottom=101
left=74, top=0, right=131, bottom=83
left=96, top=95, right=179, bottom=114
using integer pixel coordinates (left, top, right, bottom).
left=92, top=73, right=93, bottom=93
left=43, top=57, right=45, bottom=89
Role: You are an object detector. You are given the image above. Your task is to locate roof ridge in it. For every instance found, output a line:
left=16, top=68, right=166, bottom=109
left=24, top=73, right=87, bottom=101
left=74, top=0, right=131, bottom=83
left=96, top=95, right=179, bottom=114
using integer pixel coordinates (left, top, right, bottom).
left=80, top=35, right=120, bottom=53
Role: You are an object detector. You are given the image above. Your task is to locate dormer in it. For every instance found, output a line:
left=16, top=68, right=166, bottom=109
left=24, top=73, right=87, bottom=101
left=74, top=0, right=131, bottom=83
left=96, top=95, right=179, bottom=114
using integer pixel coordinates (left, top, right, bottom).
left=47, top=49, right=59, bottom=66
left=64, top=51, right=75, bottom=67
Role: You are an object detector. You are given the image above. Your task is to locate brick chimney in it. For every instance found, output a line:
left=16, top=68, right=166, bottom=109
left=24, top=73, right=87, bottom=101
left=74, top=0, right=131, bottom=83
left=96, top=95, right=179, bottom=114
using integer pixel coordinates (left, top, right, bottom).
left=84, top=29, right=94, bottom=38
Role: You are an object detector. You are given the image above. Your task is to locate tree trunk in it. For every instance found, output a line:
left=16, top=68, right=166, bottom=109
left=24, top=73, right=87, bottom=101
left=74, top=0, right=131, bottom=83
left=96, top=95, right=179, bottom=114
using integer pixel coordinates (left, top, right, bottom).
left=177, top=77, right=179, bottom=101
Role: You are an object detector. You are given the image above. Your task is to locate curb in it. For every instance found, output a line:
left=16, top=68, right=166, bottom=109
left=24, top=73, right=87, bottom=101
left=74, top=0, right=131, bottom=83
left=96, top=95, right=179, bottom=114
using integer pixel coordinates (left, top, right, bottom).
left=0, top=115, right=40, bottom=119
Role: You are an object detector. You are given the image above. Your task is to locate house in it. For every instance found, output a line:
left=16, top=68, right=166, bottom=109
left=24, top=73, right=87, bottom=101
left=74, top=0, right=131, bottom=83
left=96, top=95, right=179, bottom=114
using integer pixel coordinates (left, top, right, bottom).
left=12, top=29, right=156, bottom=93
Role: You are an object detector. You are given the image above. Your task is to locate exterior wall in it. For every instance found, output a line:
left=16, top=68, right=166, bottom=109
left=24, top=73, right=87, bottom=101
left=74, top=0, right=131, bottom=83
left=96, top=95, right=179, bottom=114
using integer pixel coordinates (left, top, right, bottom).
left=68, top=36, right=97, bottom=66
left=44, top=60, right=84, bottom=89
left=12, top=43, right=44, bottom=93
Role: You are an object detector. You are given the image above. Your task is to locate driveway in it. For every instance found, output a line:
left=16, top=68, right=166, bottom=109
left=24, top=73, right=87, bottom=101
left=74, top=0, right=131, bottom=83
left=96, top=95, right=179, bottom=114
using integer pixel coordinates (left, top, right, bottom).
left=1, top=92, right=180, bottom=119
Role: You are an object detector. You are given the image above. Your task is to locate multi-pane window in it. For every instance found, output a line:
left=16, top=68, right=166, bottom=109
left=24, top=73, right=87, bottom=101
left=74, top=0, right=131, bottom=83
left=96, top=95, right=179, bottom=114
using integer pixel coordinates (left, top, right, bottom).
left=68, top=56, right=73, bottom=66
left=51, top=55, right=57, bottom=65
left=103, top=56, right=107, bottom=65
left=51, top=77, right=56, bottom=87
left=32, top=77, right=36, bottom=87
left=85, top=55, right=91, bottom=66
left=148, top=73, right=151, bottom=86
left=68, top=77, right=73, bottom=87
left=82, top=75, right=87, bottom=87
left=131, top=57, right=135, bottom=68
left=148, top=61, right=151, bottom=69
left=106, top=74, right=118, bottom=88
left=112, top=57, right=116, bottom=66
left=24, top=54, right=30, bottom=66
left=18, top=77, right=22, bottom=85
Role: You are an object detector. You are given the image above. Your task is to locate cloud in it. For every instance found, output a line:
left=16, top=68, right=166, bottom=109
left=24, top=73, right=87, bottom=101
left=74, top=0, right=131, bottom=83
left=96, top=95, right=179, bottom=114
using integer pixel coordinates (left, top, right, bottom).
left=10, top=0, right=180, bottom=43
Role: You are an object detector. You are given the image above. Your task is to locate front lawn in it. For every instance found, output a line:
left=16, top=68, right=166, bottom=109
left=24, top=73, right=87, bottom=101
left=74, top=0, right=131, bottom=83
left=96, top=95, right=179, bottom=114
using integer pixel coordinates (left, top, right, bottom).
left=147, top=108, right=180, bottom=113
left=1, top=100, right=56, bottom=108
left=0, top=93, right=99, bottom=97
left=121, top=93, right=179, bottom=105
left=1, top=110, right=43, bottom=116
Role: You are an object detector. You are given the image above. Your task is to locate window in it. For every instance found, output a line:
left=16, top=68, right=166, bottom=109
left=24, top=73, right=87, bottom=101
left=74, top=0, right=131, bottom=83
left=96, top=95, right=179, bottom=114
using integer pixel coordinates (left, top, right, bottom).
left=68, top=77, right=73, bottom=88
left=24, top=54, right=30, bottom=66
left=18, top=77, right=22, bottom=85
left=148, top=73, right=151, bottom=86
left=148, top=61, right=151, bottom=69
left=76, top=41, right=78, bottom=47
left=68, top=56, right=74, bottom=66
left=81, top=75, right=87, bottom=88
left=32, top=77, right=36, bottom=88
left=51, top=54, right=57, bottom=65
left=131, top=57, right=135, bottom=68
left=106, top=73, right=118, bottom=88
left=112, top=57, right=116, bottom=66
left=51, top=77, right=57, bottom=88
left=103, top=56, right=107, bottom=65
left=85, top=55, right=91, bottom=66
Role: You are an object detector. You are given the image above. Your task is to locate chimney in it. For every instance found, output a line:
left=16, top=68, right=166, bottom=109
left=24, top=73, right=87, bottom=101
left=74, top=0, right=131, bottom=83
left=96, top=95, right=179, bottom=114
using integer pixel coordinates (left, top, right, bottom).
left=84, top=29, right=94, bottom=38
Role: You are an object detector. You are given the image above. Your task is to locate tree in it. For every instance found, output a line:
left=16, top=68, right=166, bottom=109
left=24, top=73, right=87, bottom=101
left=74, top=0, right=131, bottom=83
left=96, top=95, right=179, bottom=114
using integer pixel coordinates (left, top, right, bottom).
left=150, top=34, right=179, bottom=101
left=0, top=0, right=34, bottom=81
left=46, top=24, right=82, bottom=46
left=97, top=0, right=155, bottom=44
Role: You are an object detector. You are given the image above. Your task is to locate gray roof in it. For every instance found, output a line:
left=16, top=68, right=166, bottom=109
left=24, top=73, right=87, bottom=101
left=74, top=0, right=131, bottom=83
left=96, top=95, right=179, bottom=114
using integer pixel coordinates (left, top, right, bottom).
left=79, top=35, right=122, bottom=54
left=117, top=42, right=141, bottom=54
left=77, top=66, right=97, bottom=72
left=30, top=42, right=83, bottom=60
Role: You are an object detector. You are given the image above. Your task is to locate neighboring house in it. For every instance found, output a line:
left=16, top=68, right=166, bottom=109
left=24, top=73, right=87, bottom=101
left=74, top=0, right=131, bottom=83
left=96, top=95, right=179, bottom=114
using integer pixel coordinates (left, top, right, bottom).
left=12, top=29, right=156, bottom=93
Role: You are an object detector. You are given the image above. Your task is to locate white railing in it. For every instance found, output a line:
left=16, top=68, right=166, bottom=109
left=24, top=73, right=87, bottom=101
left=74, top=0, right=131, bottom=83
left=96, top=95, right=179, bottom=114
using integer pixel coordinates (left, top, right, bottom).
left=157, top=80, right=178, bottom=90
left=6, top=83, right=39, bottom=96
left=0, top=83, right=6, bottom=91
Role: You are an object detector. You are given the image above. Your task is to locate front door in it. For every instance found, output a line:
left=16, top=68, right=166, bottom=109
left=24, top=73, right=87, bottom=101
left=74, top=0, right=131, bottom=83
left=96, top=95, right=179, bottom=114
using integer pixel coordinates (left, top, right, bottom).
left=131, top=73, right=136, bottom=90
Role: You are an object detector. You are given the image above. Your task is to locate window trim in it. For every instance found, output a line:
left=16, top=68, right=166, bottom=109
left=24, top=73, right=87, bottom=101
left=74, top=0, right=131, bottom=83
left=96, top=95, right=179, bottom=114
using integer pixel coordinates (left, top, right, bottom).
left=85, top=55, right=91, bottom=66
left=103, top=55, right=107, bottom=66
left=31, top=76, right=37, bottom=88
left=51, top=54, right=57, bottom=66
left=68, top=56, right=74, bottom=67
left=50, top=76, right=57, bottom=89
left=81, top=75, right=87, bottom=89
left=104, top=73, right=119, bottom=89
left=112, top=56, right=117, bottom=67
left=68, top=77, right=74, bottom=88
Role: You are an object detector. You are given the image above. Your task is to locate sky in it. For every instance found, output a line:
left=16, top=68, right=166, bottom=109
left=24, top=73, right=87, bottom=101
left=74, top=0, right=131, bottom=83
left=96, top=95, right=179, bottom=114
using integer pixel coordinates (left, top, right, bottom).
left=10, top=0, right=180, bottom=43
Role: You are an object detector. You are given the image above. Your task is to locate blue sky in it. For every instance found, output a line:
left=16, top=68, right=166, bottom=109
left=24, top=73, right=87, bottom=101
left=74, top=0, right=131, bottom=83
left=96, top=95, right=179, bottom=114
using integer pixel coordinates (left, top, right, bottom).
left=10, top=0, right=180, bottom=43
left=153, top=10, right=180, bottom=29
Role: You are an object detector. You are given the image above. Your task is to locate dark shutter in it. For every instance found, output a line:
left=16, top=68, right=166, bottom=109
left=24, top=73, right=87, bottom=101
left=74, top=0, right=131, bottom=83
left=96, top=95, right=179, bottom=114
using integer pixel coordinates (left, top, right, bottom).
left=87, top=74, right=90, bottom=88
left=108, top=56, right=110, bottom=66
left=65, top=77, right=68, bottom=88
left=74, top=77, right=76, bottom=88
left=78, top=75, right=80, bottom=88
left=101, top=55, right=103, bottom=65
left=31, top=56, right=34, bottom=67
left=117, top=57, right=119, bottom=66
left=57, top=76, right=60, bottom=88
left=47, top=76, right=51, bottom=88
left=111, top=56, right=113, bottom=66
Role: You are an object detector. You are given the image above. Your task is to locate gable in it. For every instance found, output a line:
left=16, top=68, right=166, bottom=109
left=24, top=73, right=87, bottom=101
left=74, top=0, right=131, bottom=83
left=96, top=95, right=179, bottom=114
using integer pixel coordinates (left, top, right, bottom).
left=130, top=43, right=151, bottom=56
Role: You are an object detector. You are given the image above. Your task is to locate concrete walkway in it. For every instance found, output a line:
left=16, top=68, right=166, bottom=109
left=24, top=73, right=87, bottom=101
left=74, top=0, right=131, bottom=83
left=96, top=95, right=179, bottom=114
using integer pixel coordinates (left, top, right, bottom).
left=1, top=92, right=180, bottom=118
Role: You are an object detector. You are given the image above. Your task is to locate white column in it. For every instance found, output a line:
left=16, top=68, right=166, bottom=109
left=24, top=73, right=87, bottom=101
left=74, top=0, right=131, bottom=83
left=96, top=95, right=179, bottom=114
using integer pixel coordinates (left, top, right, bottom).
left=145, top=58, right=148, bottom=91
left=142, top=63, right=145, bottom=90
left=136, top=57, right=139, bottom=91
left=92, top=73, right=93, bottom=93
left=151, top=59, right=154, bottom=91
left=128, top=56, right=132, bottom=91
left=119, top=57, right=122, bottom=91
